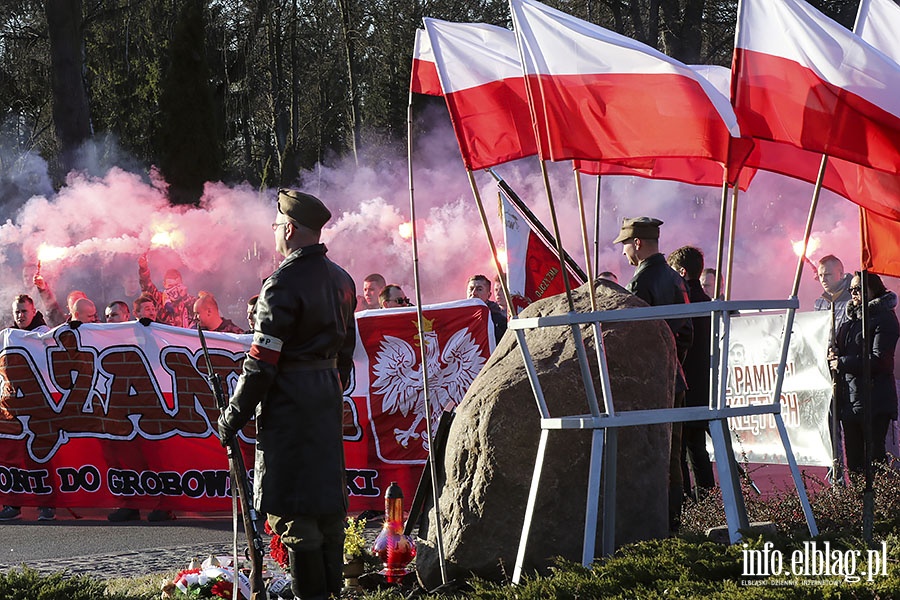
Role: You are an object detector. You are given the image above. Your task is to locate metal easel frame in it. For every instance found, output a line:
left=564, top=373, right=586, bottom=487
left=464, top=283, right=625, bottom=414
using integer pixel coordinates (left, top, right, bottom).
left=510, top=298, right=819, bottom=584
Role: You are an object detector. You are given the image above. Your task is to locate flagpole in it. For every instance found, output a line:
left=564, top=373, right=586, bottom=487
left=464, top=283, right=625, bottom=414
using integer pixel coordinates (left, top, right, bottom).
left=407, top=88, right=448, bottom=585
left=573, top=168, right=598, bottom=311
left=466, top=170, right=515, bottom=318
left=593, top=175, right=602, bottom=274
left=856, top=205, right=875, bottom=544
left=766, top=154, right=828, bottom=538
left=713, top=179, right=729, bottom=301
left=725, top=185, right=740, bottom=300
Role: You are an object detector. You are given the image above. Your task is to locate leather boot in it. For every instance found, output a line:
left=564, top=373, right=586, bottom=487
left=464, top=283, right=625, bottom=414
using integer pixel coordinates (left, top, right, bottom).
left=321, top=540, right=344, bottom=597
left=288, top=548, right=327, bottom=600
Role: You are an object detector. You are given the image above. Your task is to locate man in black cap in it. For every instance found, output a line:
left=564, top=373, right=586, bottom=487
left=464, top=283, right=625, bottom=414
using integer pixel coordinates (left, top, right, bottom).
left=218, top=188, right=356, bottom=600
left=614, top=216, right=692, bottom=531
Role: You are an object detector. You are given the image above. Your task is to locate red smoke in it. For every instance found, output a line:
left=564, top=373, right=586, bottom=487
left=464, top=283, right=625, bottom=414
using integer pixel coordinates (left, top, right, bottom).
left=0, top=115, right=868, bottom=326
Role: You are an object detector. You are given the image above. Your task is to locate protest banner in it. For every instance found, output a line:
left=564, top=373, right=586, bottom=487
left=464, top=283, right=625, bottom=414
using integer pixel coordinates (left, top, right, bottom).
left=720, top=311, right=832, bottom=466
left=0, top=299, right=492, bottom=513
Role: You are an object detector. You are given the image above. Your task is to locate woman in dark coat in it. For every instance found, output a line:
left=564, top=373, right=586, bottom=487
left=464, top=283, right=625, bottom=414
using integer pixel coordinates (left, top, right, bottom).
left=830, top=271, right=899, bottom=473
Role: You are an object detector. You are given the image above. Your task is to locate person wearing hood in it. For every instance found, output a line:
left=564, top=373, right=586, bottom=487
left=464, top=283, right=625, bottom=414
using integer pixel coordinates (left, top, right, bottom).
left=829, top=271, right=899, bottom=474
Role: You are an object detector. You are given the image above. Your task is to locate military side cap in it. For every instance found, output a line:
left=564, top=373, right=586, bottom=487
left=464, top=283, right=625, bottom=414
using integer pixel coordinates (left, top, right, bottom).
left=277, top=189, right=332, bottom=230
left=613, top=216, right=664, bottom=244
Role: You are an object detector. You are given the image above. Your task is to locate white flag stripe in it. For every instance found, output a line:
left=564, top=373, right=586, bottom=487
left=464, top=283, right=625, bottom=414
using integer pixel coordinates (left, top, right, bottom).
left=855, top=0, right=900, bottom=63
left=422, top=19, right=521, bottom=94
left=413, top=29, right=434, bottom=64
left=736, top=0, right=900, bottom=118
left=510, top=0, right=739, bottom=137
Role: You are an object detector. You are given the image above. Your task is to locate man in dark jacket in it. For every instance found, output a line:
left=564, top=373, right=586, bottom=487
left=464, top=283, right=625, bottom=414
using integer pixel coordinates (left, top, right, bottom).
left=218, top=189, right=357, bottom=600
left=615, top=216, right=692, bottom=531
left=1, top=295, right=54, bottom=521
left=668, top=246, right=715, bottom=500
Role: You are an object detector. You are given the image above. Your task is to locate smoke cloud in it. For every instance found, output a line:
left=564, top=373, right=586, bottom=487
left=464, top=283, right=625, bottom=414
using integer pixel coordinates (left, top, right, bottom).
left=0, top=110, right=870, bottom=328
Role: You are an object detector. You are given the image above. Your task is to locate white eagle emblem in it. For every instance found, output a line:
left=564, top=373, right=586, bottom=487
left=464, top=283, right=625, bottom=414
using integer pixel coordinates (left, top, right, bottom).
left=371, top=319, right=485, bottom=449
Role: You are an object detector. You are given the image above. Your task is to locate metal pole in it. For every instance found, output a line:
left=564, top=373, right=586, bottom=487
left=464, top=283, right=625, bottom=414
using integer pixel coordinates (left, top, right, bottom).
left=860, top=270, right=874, bottom=544
left=407, top=91, right=447, bottom=585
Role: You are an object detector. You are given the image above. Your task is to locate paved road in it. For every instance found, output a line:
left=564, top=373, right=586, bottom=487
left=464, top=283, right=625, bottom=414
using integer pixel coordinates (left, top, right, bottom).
left=0, top=508, right=255, bottom=580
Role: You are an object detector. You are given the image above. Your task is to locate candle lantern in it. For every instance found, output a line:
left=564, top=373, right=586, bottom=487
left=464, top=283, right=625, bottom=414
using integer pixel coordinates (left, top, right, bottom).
left=371, top=481, right=416, bottom=583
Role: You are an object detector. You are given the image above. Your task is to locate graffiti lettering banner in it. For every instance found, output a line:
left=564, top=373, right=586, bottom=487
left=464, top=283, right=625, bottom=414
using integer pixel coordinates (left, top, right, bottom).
left=722, top=311, right=832, bottom=466
left=0, top=299, right=492, bottom=512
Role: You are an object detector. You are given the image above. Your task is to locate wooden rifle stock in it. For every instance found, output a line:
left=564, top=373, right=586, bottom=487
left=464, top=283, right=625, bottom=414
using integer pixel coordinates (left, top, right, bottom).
left=197, top=325, right=266, bottom=599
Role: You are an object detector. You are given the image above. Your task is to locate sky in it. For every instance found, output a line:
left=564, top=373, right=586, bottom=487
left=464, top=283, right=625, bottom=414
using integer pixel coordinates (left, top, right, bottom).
left=0, top=108, right=868, bottom=326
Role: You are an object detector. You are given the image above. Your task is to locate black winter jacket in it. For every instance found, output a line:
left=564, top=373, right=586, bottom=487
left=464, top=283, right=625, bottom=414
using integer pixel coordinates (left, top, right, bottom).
left=834, top=291, right=899, bottom=422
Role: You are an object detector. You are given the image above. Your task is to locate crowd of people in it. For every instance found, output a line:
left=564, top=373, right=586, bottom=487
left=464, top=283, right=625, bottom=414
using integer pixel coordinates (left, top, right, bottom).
left=2, top=256, right=254, bottom=523
left=3, top=191, right=895, bottom=590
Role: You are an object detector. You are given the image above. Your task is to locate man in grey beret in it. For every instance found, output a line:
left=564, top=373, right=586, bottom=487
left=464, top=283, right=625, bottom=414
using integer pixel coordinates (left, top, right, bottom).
left=614, top=216, right=693, bottom=532
left=219, top=188, right=357, bottom=599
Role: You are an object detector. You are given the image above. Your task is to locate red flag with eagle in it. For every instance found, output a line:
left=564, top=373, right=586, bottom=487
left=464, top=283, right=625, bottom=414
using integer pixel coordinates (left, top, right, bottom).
left=353, top=299, right=493, bottom=466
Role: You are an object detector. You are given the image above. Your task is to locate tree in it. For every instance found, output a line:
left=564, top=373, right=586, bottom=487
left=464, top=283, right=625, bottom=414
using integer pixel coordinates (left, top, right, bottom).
left=44, top=0, right=92, bottom=177
left=156, top=0, right=223, bottom=205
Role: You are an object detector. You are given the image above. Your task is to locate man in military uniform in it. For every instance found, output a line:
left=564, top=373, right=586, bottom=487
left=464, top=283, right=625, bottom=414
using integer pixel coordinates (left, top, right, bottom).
left=218, top=189, right=357, bottom=600
left=615, top=216, right=692, bottom=532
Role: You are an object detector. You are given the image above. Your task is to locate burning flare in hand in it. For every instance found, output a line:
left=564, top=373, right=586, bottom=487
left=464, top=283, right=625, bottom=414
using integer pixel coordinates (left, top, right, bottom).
left=150, top=223, right=184, bottom=249
left=37, top=243, right=69, bottom=264
left=791, top=235, right=821, bottom=274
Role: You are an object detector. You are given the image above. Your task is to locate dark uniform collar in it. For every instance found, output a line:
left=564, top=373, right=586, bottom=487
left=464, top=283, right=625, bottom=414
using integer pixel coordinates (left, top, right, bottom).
left=282, top=243, right=327, bottom=267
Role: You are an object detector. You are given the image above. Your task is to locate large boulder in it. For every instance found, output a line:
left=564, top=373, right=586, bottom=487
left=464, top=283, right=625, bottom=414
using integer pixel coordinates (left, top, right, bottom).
left=415, top=278, right=677, bottom=588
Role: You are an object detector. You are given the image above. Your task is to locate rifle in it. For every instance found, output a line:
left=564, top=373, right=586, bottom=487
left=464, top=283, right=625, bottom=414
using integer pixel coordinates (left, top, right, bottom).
left=197, top=325, right=265, bottom=599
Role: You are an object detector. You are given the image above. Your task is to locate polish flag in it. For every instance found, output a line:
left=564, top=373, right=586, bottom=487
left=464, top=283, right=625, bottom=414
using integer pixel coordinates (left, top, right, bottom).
left=509, top=0, right=740, bottom=166
left=410, top=29, right=442, bottom=96
left=732, top=0, right=900, bottom=176
left=575, top=64, right=754, bottom=190
left=574, top=61, right=755, bottom=189
left=854, top=0, right=900, bottom=277
left=501, top=192, right=584, bottom=309
left=422, top=19, right=537, bottom=170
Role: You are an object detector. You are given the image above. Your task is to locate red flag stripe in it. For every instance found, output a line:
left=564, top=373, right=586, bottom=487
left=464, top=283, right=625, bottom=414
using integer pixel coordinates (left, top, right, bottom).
left=444, top=80, right=538, bottom=170
left=733, top=49, right=900, bottom=176
left=410, top=30, right=442, bottom=96
left=527, top=72, right=733, bottom=163
left=423, top=19, right=537, bottom=170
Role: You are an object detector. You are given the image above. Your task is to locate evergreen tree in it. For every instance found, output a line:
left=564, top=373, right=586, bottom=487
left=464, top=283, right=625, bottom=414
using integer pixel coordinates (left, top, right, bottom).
left=156, top=0, right=222, bottom=206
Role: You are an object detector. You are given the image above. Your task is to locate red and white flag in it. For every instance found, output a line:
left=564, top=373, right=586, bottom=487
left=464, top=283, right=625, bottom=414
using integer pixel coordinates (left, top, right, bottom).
left=854, top=0, right=900, bottom=277
left=422, top=18, right=537, bottom=170
left=575, top=64, right=755, bottom=190
left=411, top=29, right=442, bottom=96
left=509, top=0, right=740, bottom=165
left=501, top=192, right=584, bottom=310
left=732, top=0, right=900, bottom=176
